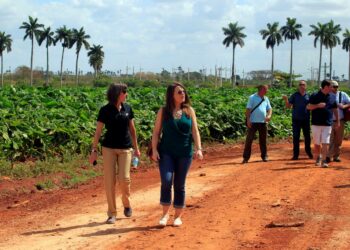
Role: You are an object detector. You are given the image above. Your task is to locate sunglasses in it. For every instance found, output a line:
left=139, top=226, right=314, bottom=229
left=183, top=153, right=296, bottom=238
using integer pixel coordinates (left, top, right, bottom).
left=333, top=86, right=339, bottom=88
left=177, top=90, right=186, bottom=95
left=122, top=89, right=127, bottom=94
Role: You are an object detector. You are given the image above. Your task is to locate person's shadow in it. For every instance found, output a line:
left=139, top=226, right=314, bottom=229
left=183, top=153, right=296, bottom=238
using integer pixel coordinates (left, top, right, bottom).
left=80, top=225, right=162, bottom=237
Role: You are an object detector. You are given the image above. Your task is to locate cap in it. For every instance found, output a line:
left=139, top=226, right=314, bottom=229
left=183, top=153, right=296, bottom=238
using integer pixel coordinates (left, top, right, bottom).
left=332, top=80, right=339, bottom=87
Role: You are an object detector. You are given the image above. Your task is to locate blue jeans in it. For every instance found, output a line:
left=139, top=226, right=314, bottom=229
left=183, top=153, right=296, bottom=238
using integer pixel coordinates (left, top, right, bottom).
left=159, top=154, right=192, bottom=208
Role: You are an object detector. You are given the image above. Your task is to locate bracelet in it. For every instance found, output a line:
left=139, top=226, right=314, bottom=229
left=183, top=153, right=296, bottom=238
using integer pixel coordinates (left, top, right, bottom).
left=196, top=148, right=202, bottom=151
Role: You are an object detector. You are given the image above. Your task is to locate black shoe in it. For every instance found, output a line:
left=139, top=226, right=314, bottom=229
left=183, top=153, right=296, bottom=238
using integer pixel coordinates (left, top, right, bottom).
left=307, top=153, right=313, bottom=159
left=333, top=157, right=341, bottom=162
left=242, top=159, right=248, bottom=164
left=291, top=156, right=298, bottom=160
left=325, top=157, right=331, bottom=163
left=262, top=157, right=269, bottom=162
left=124, top=207, right=132, bottom=217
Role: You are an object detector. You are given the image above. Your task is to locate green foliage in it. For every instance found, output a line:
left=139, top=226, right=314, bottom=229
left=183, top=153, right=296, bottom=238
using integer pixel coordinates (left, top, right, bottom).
left=1, top=85, right=349, bottom=164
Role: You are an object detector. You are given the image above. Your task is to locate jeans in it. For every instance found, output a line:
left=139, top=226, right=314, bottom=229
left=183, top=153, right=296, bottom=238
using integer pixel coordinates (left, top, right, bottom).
left=243, top=123, right=267, bottom=160
left=159, top=154, right=192, bottom=208
left=292, top=119, right=312, bottom=158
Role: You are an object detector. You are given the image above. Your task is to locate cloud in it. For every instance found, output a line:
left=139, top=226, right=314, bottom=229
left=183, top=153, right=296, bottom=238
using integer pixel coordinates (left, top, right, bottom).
left=1, top=0, right=349, bottom=79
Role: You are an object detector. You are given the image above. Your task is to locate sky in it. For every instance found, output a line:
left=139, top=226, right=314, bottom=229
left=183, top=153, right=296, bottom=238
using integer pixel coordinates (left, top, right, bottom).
left=1, top=0, right=350, bottom=80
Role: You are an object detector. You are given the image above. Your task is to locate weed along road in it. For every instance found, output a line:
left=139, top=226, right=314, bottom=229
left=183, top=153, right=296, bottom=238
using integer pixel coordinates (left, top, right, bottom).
left=1, top=141, right=350, bottom=249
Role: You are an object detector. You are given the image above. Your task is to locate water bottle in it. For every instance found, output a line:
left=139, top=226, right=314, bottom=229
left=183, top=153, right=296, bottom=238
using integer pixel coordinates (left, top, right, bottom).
left=132, top=156, right=139, bottom=168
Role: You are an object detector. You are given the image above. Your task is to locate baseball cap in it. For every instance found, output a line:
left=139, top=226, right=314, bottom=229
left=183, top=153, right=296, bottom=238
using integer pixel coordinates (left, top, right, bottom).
left=332, top=80, right=339, bottom=87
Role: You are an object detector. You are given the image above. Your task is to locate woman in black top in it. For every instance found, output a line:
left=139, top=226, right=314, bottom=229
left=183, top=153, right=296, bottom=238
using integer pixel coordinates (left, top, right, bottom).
left=89, top=83, right=140, bottom=224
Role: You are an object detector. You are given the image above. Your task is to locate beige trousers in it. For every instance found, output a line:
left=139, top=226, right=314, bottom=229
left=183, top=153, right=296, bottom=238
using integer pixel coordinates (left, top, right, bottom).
left=102, top=147, right=132, bottom=217
left=327, top=120, right=345, bottom=159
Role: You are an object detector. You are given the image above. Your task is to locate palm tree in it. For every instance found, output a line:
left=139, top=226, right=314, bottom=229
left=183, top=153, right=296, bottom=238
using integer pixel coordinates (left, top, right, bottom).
left=324, top=20, right=341, bottom=79
left=281, top=17, right=302, bottom=87
left=71, top=27, right=90, bottom=85
left=309, top=23, right=327, bottom=86
left=0, top=32, right=12, bottom=87
left=87, top=44, right=104, bottom=77
left=260, top=22, right=283, bottom=85
left=38, top=26, right=56, bottom=87
left=222, top=22, right=246, bottom=87
left=55, top=26, right=73, bottom=87
left=342, top=28, right=350, bottom=86
left=19, top=16, right=43, bottom=86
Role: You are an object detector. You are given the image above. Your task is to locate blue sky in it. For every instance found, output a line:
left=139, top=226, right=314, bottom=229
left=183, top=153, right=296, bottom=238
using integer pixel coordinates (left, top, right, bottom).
left=1, top=0, right=350, bottom=79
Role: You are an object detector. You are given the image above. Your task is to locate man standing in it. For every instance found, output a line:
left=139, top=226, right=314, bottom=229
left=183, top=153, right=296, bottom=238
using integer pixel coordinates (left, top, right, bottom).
left=282, top=80, right=313, bottom=160
left=307, top=80, right=339, bottom=168
left=242, top=85, right=272, bottom=164
left=326, top=80, right=350, bottom=162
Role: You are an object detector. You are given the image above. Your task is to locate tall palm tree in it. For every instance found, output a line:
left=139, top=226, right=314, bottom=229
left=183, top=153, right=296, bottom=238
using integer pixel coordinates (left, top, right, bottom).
left=55, top=26, right=73, bottom=87
left=281, top=17, right=302, bottom=87
left=342, top=28, right=350, bottom=87
left=71, top=27, right=90, bottom=85
left=222, top=22, right=246, bottom=87
left=19, top=16, right=43, bottom=86
left=309, top=22, right=327, bottom=86
left=38, top=26, right=56, bottom=87
left=0, top=32, right=12, bottom=87
left=87, top=44, right=104, bottom=77
left=324, top=20, right=341, bottom=79
left=260, top=22, right=283, bottom=85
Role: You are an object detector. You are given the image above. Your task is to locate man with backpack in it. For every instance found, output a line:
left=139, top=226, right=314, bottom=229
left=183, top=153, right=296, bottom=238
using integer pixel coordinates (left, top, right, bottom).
left=326, top=80, right=350, bottom=163
left=242, top=85, right=272, bottom=164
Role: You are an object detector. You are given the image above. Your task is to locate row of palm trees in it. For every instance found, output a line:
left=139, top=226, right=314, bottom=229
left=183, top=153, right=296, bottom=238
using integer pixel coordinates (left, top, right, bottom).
left=223, top=18, right=350, bottom=87
left=0, top=16, right=105, bottom=87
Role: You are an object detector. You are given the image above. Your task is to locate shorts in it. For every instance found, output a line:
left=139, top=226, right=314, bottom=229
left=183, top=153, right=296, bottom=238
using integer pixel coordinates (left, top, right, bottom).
left=311, top=125, right=332, bottom=145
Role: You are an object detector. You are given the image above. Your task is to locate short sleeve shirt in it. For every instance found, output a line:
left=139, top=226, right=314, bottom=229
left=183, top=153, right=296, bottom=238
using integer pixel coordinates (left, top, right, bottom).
left=309, top=90, right=337, bottom=126
left=288, top=92, right=310, bottom=120
left=331, top=91, right=350, bottom=120
left=246, top=93, right=271, bottom=123
left=97, top=103, right=134, bottom=149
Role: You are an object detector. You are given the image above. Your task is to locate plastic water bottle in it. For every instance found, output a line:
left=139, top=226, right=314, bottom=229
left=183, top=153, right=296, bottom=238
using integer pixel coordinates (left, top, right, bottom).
left=132, top=156, right=139, bottom=168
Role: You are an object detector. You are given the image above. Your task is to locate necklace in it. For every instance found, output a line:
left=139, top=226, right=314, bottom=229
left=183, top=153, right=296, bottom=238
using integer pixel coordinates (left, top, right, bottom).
left=173, top=109, right=183, bottom=119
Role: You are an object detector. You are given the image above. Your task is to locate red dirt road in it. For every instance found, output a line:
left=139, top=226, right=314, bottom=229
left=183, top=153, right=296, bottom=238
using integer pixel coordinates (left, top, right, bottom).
left=1, top=141, right=350, bottom=249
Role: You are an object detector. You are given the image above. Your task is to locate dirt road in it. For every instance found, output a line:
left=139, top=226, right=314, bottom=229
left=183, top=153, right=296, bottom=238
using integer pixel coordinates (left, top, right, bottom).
left=1, top=141, right=350, bottom=249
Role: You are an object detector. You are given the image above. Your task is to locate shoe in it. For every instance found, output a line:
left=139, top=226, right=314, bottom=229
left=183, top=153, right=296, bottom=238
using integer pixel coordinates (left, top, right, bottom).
left=106, top=216, right=116, bottom=224
left=321, top=160, right=329, bottom=168
left=124, top=207, right=132, bottom=217
left=333, top=157, right=341, bottom=162
left=262, top=157, right=269, bottom=162
left=315, top=156, right=321, bottom=166
left=242, top=159, right=248, bottom=164
left=159, top=214, right=169, bottom=227
left=173, top=217, right=183, bottom=227
left=307, top=152, right=313, bottom=159
left=325, top=157, right=331, bottom=163
left=291, top=156, right=298, bottom=160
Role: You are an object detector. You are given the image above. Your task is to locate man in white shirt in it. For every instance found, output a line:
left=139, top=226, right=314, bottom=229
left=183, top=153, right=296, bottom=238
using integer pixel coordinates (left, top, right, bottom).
left=326, top=80, right=350, bottom=162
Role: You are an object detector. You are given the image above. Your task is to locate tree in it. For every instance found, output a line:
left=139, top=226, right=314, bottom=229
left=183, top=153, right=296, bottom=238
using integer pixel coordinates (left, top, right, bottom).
left=38, top=26, right=56, bottom=87
left=19, top=16, right=43, bottom=86
left=71, top=27, right=90, bottom=85
left=260, top=22, right=283, bottom=85
left=87, top=44, right=104, bottom=77
left=281, top=17, right=302, bottom=87
left=55, top=26, right=73, bottom=87
left=0, top=32, right=12, bottom=87
left=309, top=22, right=328, bottom=86
left=342, top=28, right=350, bottom=86
left=324, top=20, right=341, bottom=79
left=222, top=22, right=246, bottom=87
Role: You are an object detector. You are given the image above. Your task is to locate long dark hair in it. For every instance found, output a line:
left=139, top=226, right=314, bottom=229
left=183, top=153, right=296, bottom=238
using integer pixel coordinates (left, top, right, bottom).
left=163, top=82, right=191, bottom=120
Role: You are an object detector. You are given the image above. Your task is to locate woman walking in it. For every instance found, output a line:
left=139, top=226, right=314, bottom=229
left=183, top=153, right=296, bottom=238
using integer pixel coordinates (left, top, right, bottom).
left=89, top=83, right=140, bottom=224
left=151, top=82, right=203, bottom=227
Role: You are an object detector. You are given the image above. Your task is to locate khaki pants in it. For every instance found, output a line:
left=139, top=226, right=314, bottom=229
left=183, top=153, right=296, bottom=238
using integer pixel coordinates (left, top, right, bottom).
left=102, top=147, right=132, bottom=217
left=327, top=120, right=345, bottom=159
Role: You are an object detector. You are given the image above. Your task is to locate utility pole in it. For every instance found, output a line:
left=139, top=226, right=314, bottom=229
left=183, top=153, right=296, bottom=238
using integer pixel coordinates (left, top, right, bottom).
left=323, top=62, right=330, bottom=80
left=132, top=66, right=135, bottom=79
left=139, top=66, right=143, bottom=80
left=242, top=69, right=245, bottom=86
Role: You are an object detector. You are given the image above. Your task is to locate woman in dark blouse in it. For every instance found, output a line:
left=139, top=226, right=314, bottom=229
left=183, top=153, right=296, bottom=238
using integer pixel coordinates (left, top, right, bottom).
left=89, top=83, right=140, bottom=224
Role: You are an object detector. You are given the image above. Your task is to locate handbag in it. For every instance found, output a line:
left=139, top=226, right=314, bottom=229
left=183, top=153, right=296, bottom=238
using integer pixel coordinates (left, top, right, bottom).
left=245, top=97, right=265, bottom=126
